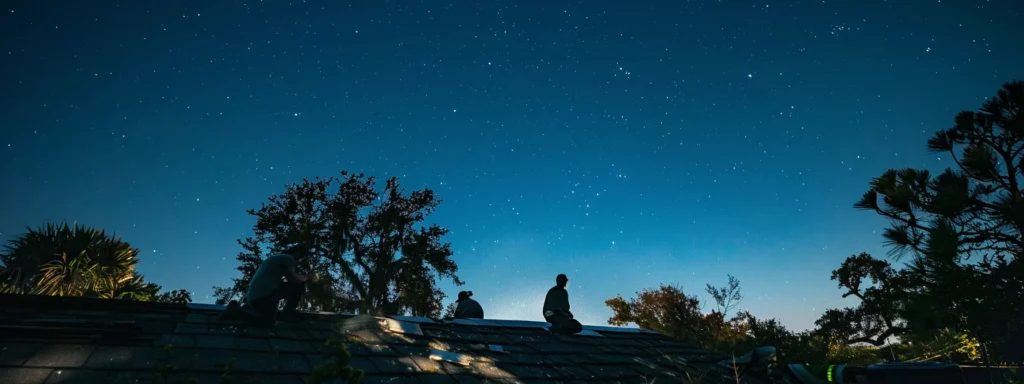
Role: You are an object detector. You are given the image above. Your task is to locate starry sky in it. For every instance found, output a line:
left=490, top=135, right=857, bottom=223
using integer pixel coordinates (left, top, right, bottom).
left=1, top=0, right=1022, bottom=331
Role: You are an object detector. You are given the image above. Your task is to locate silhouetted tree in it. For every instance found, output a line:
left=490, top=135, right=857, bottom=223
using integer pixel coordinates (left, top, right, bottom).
left=152, top=288, right=193, bottom=304
left=854, top=80, right=1024, bottom=361
left=212, top=171, right=463, bottom=317
left=813, top=253, right=909, bottom=346
left=705, top=274, right=743, bottom=315
left=733, top=312, right=880, bottom=366
left=0, top=222, right=177, bottom=301
left=441, top=302, right=457, bottom=319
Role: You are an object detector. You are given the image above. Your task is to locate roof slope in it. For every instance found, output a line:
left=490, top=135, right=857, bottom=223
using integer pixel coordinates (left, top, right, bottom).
left=0, top=294, right=762, bottom=384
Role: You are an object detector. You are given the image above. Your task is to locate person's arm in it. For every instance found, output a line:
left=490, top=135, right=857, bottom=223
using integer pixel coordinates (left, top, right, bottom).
left=542, top=288, right=555, bottom=317
left=558, top=290, right=573, bottom=318
left=544, top=288, right=572, bottom=318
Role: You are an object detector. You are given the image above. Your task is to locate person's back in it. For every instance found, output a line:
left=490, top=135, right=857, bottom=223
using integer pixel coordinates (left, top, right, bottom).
left=246, top=254, right=296, bottom=304
left=219, top=247, right=309, bottom=327
left=543, top=274, right=582, bottom=334
left=454, top=291, right=484, bottom=319
left=543, top=275, right=572, bottom=319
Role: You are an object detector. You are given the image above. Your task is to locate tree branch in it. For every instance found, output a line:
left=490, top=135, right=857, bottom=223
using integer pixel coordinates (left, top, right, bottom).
left=848, top=325, right=908, bottom=347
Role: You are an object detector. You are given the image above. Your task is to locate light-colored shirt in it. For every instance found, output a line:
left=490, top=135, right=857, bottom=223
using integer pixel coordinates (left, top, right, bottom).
left=246, top=254, right=296, bottom=304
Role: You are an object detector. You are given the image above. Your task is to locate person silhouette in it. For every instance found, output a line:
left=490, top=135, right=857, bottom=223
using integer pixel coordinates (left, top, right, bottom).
left=237, top=244, right=309, bottom=325
left=543, top=274, right=583, bottom=334
left=453, top=290, right=484, bottom=319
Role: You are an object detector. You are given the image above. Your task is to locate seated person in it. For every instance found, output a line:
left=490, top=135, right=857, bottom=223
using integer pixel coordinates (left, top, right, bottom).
left=453, top=290, right=484, bottom=319
left=543, top=274, right=583, bottom=334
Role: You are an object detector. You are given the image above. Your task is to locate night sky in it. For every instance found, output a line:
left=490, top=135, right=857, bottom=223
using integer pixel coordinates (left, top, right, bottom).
left=1, top=1, right=1022, bottom=331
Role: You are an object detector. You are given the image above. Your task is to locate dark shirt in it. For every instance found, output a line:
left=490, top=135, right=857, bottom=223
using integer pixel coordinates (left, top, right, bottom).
left=454, top=298, right=484, bottom=319
left=542, top=286, right=572, bottom=319
left=246, top=254, right=296, bottom=304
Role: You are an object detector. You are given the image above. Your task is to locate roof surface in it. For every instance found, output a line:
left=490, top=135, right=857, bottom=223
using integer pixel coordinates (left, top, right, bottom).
left=0, top=294, right=761, bottom=384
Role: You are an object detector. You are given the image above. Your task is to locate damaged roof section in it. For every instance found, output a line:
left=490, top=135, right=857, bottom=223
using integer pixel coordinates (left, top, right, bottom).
left=0, top=294, right=764, bottom=383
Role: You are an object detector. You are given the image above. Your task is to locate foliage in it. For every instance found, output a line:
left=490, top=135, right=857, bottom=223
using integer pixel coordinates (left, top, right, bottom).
left=307, top=339, right=365, bottom=384
left=441, top=301, right=457, bottom=318
left=0, top=221, right=182, bottom=301
left=212, top=171, right=463, bottom=317
left=854, top=80, right=1024, bottom=362
left=606, top=278, right=891, bottom=367
left=878, top=328, right=981, bottom=363
left=705, top=274, right=743, bottom=316
left=606, top=284, right=719, bottom=349
left=606, top=279, right=771, bottom=359
left=153, top=288, right=194, bottom=304
left=604, top=82, right=1024, bottom=367
left=813, top=252, right=909, bottom=346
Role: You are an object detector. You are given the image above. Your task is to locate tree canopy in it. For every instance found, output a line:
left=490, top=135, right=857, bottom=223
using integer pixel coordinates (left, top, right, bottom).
left=604, top=278, right=882, bottom=367
left=852, top=80, right=1024, bottom=362
left=213, top=171, right=463, bottom=317
left=0, top=221, right=183, bottom=302
left=153, top=288, right=194, bottom=304
left=813, top=252, right=909, bottom=347
left=605, top=284, right=717, bottom=348
left=604, top=80, right=1024, bottom=366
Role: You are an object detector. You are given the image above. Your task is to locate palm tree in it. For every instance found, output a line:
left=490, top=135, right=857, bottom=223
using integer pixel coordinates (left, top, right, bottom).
left=0, top=221, right=154, bottom=299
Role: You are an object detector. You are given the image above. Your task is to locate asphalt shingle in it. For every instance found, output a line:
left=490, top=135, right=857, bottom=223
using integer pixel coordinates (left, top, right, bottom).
left=0, top=293, right=766, bottom=383
left=23, top=344, right=95, bottom=368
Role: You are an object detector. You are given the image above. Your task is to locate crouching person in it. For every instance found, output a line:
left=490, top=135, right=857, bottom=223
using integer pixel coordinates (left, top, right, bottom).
left=237, top=246, right=310, bottom=326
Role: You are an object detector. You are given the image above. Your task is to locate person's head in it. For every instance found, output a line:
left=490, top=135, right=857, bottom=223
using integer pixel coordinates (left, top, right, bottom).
left=283, top=244, right=308, bottom=264
left=556, top=274, right=569, bottom=288
left=457, top=291, right=473, bottom=301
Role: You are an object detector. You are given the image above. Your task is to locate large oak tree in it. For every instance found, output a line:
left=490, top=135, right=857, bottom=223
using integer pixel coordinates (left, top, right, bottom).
left=213, top=171, right=463, bottom=317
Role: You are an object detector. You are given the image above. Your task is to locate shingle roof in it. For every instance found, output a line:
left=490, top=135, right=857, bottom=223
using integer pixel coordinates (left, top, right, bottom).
left=0, top=294, right=766, bottom=384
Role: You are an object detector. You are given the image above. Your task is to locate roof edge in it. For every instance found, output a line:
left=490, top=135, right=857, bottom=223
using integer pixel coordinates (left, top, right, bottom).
left=0, top=293, right=184, bottom=313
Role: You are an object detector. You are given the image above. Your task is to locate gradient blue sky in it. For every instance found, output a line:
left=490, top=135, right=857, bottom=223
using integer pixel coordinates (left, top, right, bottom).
left=1, top=1, right=1022, bottom=331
